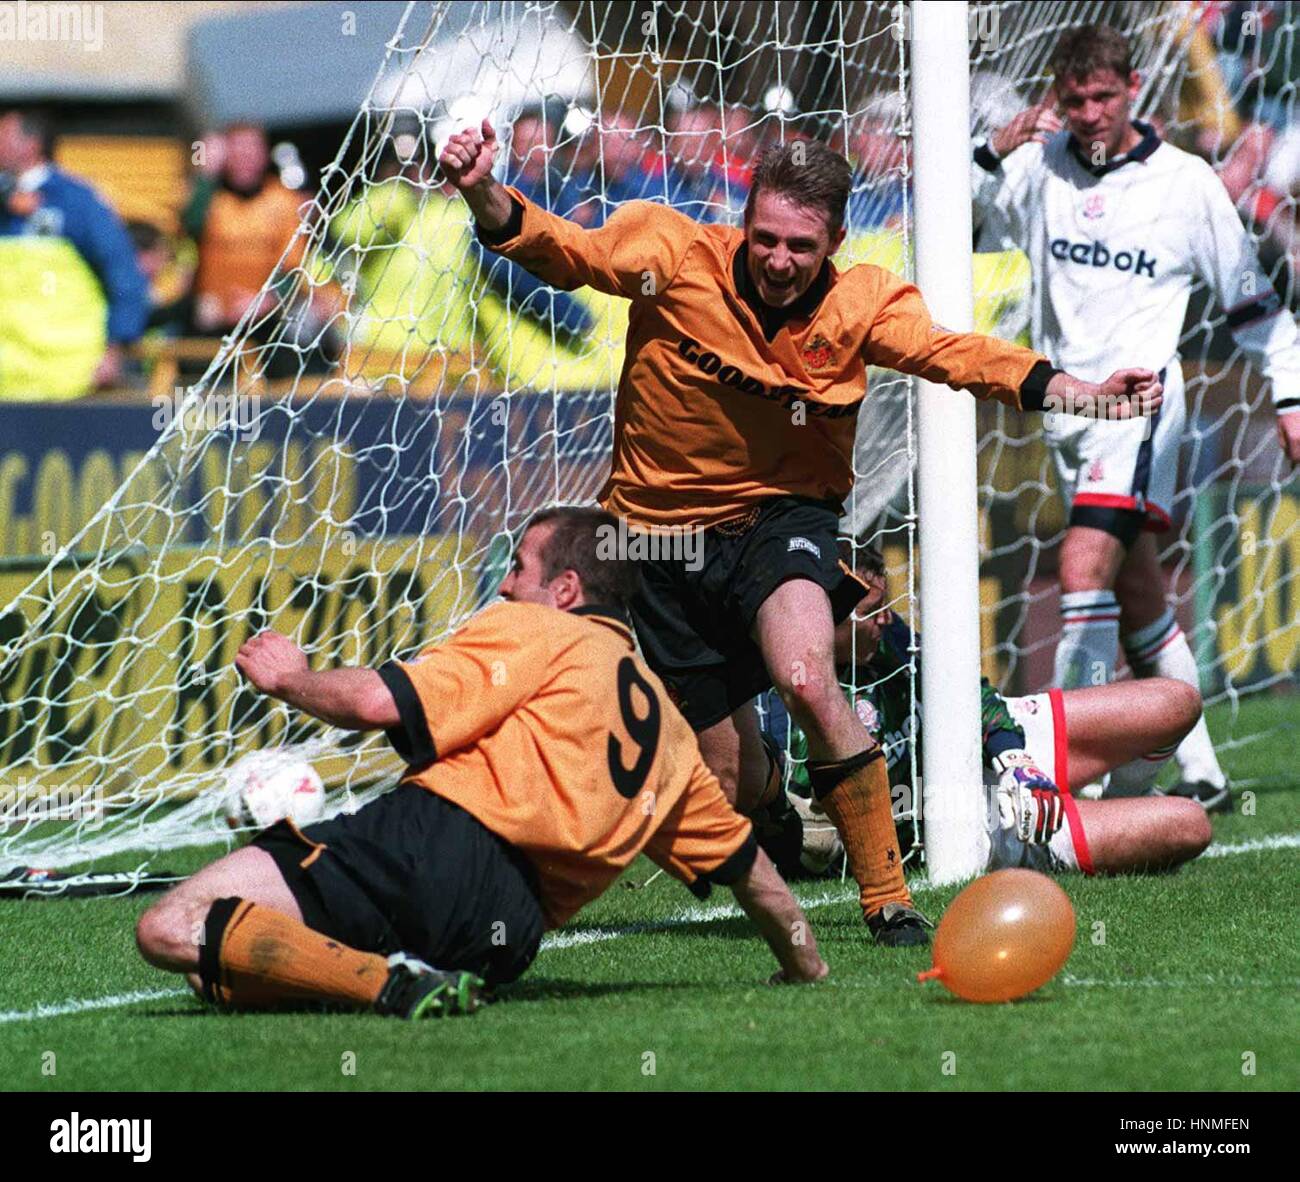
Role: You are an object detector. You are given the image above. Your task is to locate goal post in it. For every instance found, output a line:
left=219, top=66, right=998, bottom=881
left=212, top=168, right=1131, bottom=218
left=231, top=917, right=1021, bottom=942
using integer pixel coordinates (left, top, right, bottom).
left=911, top=0, right=987, bottom=884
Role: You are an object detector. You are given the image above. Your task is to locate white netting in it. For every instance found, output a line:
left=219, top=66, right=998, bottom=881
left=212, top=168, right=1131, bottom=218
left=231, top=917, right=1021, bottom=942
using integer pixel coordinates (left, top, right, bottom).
left=0, top=0, right=919, bottom=871
left=0, top=1, right=1293, bottom=875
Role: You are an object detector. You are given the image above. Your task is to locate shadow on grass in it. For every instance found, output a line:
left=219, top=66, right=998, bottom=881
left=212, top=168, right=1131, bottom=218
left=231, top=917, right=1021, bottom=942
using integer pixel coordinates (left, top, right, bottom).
left=136, top=977, right=698, bottom=1019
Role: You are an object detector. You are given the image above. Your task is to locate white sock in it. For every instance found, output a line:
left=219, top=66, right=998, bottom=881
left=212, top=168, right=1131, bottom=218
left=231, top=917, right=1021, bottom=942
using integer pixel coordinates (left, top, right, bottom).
left=1107, top=741, right=1178, bottom=796
left=1054, top=590, right=1120, bottom=689
left=1122, top=608, right=1226, bottom=789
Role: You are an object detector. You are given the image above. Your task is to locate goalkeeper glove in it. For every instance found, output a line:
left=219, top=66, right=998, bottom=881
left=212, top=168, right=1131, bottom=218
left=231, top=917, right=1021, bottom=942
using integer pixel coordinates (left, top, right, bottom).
left=993, top=749, right=1064, bottom=845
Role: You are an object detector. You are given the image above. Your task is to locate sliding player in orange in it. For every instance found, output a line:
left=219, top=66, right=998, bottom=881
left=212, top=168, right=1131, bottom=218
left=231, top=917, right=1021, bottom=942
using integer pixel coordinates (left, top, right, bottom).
left=136, top=508, right=828, bottom=1018
left=440, top=119, right=1161, bottom=946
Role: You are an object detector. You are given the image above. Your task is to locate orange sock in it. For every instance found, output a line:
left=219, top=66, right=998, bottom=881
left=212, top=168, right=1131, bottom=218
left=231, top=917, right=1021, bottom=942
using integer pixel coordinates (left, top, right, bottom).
left=198, top=898, right=390, bottom=1011
left=808, top=748, right=911, bottom=919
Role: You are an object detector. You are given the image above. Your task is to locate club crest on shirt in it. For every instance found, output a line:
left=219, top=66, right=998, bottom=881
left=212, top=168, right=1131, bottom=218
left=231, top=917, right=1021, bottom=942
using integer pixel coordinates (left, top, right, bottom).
left=1082, top=192, right=1106, bottom=220
left=801, top=333, right=834, bottom=370
left=1086, top=458, right=1105, bottom=483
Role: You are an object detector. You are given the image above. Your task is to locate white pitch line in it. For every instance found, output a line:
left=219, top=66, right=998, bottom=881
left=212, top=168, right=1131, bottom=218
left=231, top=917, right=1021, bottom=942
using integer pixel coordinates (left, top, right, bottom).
left=0, top=987, right=187, bottom=1025
left=9, top=832, right=1297, bottom=1025
left=1202, top=833, right=1300, bottom=857
left=542, top=883, right=858, bottom=952
left=1061, top=974, right=1300, bottom=989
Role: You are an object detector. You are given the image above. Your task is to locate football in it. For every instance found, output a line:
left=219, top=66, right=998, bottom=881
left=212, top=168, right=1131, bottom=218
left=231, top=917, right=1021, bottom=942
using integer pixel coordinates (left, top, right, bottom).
left=223, top=753, right=326, bottom=831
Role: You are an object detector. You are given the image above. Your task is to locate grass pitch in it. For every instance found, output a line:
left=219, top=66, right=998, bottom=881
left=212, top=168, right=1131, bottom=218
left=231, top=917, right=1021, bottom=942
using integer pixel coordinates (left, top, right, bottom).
left=2, top=697, right=1296, bottom=1092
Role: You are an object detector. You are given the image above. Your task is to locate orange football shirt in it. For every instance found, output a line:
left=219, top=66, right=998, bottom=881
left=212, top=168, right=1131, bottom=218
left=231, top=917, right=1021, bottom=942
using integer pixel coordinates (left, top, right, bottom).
left=377, top=600, right=754, bottom=929
left=485, top=188, right=1052, bottom=528
left=194, top=180, right=304, bottom=313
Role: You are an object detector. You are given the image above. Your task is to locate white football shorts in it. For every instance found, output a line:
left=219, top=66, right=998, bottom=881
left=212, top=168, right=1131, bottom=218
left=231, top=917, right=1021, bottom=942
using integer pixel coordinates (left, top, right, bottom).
left=1043, top=362, right=1185, bottom=534
left=981, top=689, right=1096, bottom=875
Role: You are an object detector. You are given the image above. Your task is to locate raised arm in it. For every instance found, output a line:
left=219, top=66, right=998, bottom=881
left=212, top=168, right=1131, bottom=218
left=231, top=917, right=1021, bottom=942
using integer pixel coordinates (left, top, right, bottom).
left=438, top=119, right=516, bottom=232
left=439, top=118, right=694, bottom=299
left=972, top=100, right=1060, bottom=245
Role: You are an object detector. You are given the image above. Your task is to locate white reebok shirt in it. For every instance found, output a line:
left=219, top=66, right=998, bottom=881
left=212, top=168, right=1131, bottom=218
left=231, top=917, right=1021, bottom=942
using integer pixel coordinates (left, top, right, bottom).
left=973, top=122, right=1300, bottom=410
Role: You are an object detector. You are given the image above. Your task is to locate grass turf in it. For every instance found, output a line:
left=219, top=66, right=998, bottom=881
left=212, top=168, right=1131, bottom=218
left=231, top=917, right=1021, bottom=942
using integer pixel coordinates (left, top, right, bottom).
left=1, top=696, right=1296, bottom=1092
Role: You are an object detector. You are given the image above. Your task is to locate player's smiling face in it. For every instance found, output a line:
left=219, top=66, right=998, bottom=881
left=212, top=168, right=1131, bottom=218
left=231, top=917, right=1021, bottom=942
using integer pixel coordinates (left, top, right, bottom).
left=744, top=191, right=844, bottom=308
left=1055, top=68, right=1141, bottom=161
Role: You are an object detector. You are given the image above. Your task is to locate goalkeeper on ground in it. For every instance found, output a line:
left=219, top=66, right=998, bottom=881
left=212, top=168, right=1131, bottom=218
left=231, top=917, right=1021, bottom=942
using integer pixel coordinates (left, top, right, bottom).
left=761, top=542, right=1212, bottom=881
left=440, top=117, right=1161, bottom=947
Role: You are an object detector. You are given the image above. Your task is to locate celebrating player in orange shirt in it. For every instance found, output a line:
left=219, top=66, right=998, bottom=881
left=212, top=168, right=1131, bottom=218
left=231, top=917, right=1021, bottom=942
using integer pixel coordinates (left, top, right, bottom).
left=135, top=507, right=827, bottom=1019
left=440, top=118, right=1162, bottom=946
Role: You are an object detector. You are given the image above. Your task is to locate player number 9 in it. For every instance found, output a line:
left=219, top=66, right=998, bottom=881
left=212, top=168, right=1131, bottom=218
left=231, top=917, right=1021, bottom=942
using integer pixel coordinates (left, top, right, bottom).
left=607, top=657, right=661, bottom=798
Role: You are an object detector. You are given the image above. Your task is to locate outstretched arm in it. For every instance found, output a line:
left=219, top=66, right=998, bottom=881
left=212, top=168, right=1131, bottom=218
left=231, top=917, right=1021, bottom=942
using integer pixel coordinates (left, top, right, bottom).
left=730, top=848, right=829, bottom=984
left=236, top=631, right=398, bottom=731
left=865, top=268, right=1162, bottom=420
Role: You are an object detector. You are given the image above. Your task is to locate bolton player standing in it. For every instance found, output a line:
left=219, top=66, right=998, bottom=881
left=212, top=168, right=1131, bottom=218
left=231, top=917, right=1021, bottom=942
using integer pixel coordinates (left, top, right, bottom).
left=136, top=508, right=828, bottom=1016
left=440, top=118, right=1161, bottom=946
left=972, top=24, right=1300, bottom=812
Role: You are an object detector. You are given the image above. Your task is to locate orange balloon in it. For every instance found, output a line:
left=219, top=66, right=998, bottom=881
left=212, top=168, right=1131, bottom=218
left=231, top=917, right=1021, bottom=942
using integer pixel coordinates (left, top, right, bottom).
left=917, top=868, right=1076, bottom=1003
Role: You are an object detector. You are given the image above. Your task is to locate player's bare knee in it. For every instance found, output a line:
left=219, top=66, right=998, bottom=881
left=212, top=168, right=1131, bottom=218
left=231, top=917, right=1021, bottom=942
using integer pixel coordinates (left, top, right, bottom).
left=1166, top=680, right=1203, bottom=738
left=774, top=668, right=839, bottom=733
left=1059, top=539, right=1113, bottom=593
left=135, top=899, right=203, bottom=972
left=1176, top=799, right=1213, bottom=858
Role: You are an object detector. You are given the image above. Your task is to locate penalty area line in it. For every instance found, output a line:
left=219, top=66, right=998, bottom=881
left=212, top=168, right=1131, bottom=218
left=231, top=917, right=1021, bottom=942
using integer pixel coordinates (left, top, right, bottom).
left=0, top=986, right=189, bottom=1025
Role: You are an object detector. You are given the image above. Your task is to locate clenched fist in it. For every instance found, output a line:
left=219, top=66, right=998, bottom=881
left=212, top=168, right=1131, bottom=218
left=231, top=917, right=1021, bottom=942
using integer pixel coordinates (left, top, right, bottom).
left=236, top=630, right=308, bottom=697
left=438, top=118, right=499, bottom=192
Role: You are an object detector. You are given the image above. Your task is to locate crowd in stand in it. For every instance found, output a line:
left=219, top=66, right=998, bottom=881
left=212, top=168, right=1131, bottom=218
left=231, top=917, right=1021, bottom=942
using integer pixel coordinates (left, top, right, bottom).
left=0, top=4, right=1296, bottom=401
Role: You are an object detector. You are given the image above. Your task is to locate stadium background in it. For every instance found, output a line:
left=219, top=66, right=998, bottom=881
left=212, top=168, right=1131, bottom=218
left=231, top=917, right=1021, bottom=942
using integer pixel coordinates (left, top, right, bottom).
left=0, top=0, right=1294, bottom=792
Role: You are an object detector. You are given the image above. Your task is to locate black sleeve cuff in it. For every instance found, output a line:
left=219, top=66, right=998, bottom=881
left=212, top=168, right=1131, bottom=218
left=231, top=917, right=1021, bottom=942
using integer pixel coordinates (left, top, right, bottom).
left=1019, top=359, right=1061, bottom=411
left=984, top=728, right=1025, bottom=763
left=1276, top=397, right=1300, bottom=412
left=974, top=141, right=1002, bottom=173
left=701, top=828, right=759, bottom=887
left=376, top=661, right=437, bottom=767
left=476, top=197, right=525, bottom=250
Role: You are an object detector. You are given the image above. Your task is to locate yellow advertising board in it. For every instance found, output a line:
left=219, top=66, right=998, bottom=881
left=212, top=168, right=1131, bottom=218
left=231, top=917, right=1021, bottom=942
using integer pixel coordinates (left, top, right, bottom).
left=0, top=535, right=475, bottom=795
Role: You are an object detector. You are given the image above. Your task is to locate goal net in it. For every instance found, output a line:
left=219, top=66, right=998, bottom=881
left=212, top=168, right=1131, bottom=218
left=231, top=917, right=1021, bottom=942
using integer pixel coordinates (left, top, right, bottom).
left=0, top=0, right=1292, bottom=877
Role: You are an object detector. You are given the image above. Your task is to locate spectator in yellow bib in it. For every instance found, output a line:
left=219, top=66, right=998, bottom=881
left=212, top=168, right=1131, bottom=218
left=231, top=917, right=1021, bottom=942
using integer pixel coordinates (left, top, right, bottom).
left=0, top=109, right=149, bottom=400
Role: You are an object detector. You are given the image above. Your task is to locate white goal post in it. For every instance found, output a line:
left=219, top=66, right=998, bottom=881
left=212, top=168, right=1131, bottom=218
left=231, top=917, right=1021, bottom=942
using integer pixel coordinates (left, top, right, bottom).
left=912, top=0, right=987, bottom=884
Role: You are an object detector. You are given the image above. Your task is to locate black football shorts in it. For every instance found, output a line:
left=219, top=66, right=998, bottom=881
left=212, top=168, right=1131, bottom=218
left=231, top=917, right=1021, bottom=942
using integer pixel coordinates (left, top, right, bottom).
left=631, top=495, right=867, bottom=731
left=253, top=786, right=545, bottom=987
